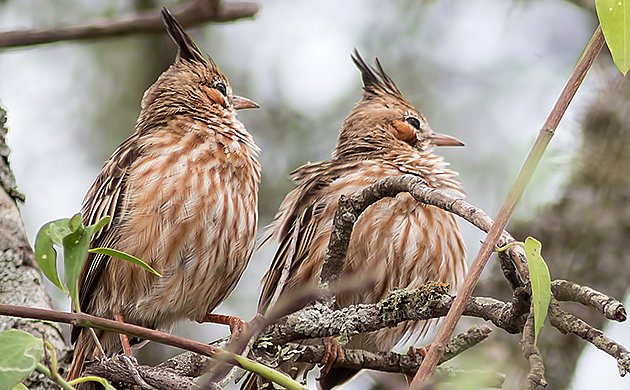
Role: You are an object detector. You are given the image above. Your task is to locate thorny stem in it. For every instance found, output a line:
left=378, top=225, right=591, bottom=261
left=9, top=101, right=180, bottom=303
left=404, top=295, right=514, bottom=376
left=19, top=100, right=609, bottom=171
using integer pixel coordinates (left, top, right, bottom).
left=411, top=25, right=606, bottom=387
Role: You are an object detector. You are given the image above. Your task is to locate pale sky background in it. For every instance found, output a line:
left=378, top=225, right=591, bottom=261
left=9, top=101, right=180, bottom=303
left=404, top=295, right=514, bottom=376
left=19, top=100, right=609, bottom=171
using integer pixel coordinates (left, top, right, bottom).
left=0, top=0, right=628, bottom=388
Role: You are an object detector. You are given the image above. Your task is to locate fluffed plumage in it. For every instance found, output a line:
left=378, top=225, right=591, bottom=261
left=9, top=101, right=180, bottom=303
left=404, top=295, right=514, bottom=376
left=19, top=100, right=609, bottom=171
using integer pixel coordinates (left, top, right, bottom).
left=244, top=50, right=466, bottom=389
left=68, top=8, right=261, bottom=383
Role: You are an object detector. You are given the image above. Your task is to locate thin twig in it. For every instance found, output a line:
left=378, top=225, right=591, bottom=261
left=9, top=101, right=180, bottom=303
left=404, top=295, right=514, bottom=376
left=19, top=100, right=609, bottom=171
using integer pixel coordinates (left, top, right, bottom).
left=520, top=307, right=547, bottom=389
left=411, top=25, right=606, bottom=387
left=0, top=0, right=259, bottom=49
left=0, top=303, right=219, bottom=356
left=442, top=325, right=493, bottom=362
left=551, top=279, right=627, bottom=322
left=548, top=299, right=630, bottom=376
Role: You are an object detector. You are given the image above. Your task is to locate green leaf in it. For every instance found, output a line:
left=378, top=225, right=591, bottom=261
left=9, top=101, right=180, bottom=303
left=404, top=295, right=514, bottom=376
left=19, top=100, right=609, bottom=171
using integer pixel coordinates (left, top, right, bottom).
left=68, top=212, right=83, bottom=232
left=46, top=220, right=72, bottom=246
left=597, top=0, right=630, bottom=74
left=62, top=215, right=114, bottom=311
left=0, top=330, right=44, bottom=389
left=33, top=219, right=69, bottom=291
left=89, top=247, right=161, bottom=277
left=12, top=383, right=29, bottom=390
left=63, top=226, right=91, bottom=312
left=524, top=237, right=552, bottom=345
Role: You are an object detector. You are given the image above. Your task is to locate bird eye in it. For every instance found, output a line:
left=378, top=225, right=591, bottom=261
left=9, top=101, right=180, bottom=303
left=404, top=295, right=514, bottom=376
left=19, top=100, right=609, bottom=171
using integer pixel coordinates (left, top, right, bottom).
left=405, top=116, right=421, bottom=130
left=214, top=82, right=227, bottom=96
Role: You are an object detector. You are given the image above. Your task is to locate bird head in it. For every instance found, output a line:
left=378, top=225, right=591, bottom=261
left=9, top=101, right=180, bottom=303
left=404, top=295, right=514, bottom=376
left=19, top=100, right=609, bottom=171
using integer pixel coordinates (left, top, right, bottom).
left=139, top=8, right=258, bottom=123
left=334, top=50, right=463, bottom=160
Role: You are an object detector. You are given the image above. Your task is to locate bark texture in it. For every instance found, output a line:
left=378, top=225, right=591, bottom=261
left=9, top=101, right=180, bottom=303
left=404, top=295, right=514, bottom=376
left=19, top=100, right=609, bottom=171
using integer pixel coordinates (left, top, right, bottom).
left=0, top=104, right=68, bottom=388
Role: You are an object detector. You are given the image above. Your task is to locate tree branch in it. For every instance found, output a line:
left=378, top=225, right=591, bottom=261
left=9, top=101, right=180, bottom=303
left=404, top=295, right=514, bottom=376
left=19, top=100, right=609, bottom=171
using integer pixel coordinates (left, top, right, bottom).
left=0, top=303, right=219, bottom=356
left=1, top=275, right=625, bottom=388
left=548, top=299, right=630, bottom=376
left=520, top=308, right=547, bottom=389
left=262, top=284, right=518, bottom=346
left=319, top=174, right=528, bottom=292
left=0, top=304, right=306, bottom=390
left=86, top=357, right=200, bottom=390
left=270, top=326, right=493, bottom=375
left=412, top=24, right=606, bottom=386
left=551, top=280, right=627, bottom=322
left=89, top=326, right=500, bottom=389
left=0, top=0, right=259, bottom=49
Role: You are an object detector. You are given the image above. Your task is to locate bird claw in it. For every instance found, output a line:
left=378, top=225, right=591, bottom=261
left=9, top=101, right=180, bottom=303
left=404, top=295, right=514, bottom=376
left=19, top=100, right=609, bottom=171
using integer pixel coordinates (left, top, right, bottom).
left=407, top=344, right=432, bottom=361
left=227, top=317, right=245, bottom=341
left=202, top=313, right=245, bottom=343
left=114, top=353, right=138, bottom=366
left=114, top=313, right=133, bottom=356
left=117, top=354, right=156, bottom=390
left=317, top=337, right=345, bottom=379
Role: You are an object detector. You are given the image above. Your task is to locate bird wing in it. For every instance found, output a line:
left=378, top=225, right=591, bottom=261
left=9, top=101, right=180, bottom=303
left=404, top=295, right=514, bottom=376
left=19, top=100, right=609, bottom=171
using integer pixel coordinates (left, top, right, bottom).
left=257, top=162, right=339, bottom=313
left=71, top=134, right=140, bottom=343
left=258, top=202, right=320, bottom=313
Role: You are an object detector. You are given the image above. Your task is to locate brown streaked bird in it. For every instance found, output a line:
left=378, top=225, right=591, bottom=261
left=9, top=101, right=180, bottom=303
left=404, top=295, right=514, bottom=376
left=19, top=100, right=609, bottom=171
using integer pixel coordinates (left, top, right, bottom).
left=67, top=8, right=261, bottom=383
left=243, top=51, right=466, bottom=389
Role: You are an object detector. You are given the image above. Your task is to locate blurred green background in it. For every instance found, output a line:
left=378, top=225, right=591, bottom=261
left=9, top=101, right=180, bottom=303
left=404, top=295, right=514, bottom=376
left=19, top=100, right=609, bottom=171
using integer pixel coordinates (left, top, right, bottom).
left=0, top=0, right=627, bottom=388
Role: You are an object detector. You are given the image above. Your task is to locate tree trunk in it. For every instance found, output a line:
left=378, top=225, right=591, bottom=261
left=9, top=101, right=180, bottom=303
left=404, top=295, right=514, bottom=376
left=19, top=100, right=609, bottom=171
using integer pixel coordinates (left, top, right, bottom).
left=0, top=104, right=68, bottom=389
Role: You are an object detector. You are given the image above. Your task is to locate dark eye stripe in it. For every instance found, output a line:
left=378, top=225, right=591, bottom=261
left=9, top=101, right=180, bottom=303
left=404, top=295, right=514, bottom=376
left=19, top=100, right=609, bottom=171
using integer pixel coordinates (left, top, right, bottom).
left=405, top=116, right=420, bottom=130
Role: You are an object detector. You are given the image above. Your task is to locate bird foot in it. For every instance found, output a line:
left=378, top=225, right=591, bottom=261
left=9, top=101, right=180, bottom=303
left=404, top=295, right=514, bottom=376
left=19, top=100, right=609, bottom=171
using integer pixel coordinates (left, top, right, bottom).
left=407, top=343, right=432, bottom=361
left=201, top=313, right=245, bottom=342
left=114, top=313, right=133, bottom=357
left=317, top=337, right=345, bottom=379
left=116, top=354, right=156, bottom=390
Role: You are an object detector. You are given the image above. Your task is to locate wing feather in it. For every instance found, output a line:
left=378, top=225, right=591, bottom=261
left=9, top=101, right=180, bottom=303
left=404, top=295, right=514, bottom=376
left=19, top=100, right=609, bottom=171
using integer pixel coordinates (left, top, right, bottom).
left=71, top=134, right=140, bottom=343
left=257, top=161, right=340, bottom=313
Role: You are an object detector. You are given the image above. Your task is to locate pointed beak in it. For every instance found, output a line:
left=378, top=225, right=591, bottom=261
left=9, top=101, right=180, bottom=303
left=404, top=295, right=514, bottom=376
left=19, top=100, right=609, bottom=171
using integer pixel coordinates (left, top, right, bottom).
left=232, top=95, right=259, bottom=110
left=430, top=132, right=465, bottom=147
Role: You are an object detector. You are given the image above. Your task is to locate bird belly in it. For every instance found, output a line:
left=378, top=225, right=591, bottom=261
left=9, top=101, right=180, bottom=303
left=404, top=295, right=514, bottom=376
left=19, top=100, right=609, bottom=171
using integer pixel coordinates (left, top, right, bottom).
left=342, top=193, right=467, bottom=350
left=282, top=191, right=465, bottom=351
left=103, top=145, right=258, bottom=331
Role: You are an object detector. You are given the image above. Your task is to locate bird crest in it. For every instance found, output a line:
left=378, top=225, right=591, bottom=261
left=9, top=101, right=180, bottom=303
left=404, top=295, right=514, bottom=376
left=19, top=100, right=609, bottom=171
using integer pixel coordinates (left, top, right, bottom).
left=161, top=8, right=215, bottom=67
left=351, top=49, right=404, bottom=100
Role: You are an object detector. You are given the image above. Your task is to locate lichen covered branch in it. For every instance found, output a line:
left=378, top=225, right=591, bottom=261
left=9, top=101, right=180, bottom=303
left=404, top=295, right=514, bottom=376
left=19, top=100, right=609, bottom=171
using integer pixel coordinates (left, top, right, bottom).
left=551, top=280, right=627, bottom=322
left=89, top=326, right=498, bottom=388
left=86, top=356, right=200, bottom=390
left=548, top=299, right=630, bottom=376
left=520, top=308, right=547, bottom=389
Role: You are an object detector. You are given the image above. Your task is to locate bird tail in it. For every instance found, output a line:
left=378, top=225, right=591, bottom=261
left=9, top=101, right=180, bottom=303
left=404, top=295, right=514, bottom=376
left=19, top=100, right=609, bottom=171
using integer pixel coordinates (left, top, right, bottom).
left=241, top=367, right=355, bottom=390
left=67, top=330, right=97, bottom=383
left=240, top=373, right=258, bottom=390
left=317, top=368, right=359, bottom=390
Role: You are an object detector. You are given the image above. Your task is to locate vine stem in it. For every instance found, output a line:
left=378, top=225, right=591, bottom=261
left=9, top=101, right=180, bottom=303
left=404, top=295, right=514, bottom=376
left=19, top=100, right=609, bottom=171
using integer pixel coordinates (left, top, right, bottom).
left=410, top=25, right=606, bottom=387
